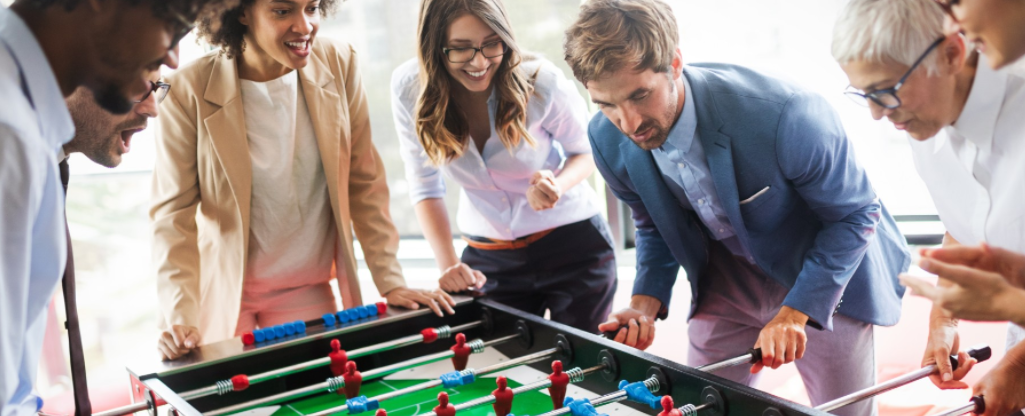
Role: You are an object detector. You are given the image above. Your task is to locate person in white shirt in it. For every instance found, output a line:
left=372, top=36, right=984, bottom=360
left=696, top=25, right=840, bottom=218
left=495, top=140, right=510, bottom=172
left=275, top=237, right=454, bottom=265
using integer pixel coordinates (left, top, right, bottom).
left=833, top=0, right=1025, bottom=414
left=933, top=0, right=1025, bottom=70
left=0, top=0, right=228, bottom=414
left=392, top=0, right=617, bottom=333
left=152, top=0, right=455, bottom=361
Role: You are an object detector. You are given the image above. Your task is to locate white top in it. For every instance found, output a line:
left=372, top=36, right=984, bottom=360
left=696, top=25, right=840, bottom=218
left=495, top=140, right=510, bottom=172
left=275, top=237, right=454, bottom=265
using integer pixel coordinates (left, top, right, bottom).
left=240, top=71, right=336, bottom=290
left=0, top=7, right=74, bottom=416
left=908, top=56, right=1025, bottom=346
left=392, top=58, right=600, bottom=240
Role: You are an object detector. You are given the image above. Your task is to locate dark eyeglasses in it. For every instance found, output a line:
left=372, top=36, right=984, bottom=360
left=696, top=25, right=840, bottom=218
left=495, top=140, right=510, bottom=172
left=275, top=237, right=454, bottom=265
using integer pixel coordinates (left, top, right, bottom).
left=933, top=0, right=961, bottom=22
left=442, top=40, right=508, bottom=64
left=844, top=37, right=945, bottom=110
left=135, top=81, right=171, bottom=104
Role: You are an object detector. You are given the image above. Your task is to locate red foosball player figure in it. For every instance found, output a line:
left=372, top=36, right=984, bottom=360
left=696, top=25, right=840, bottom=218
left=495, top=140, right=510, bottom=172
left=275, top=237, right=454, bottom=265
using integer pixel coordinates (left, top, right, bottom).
left=329, top=339, right=348, bottom=377
left=434, top=392, right=456, bottom=416
left=375, top=409, right=387, bottom=416
left=492, top=376, right=514, bottom=416
left=450, top=333, right=472, bottom=370
left=343, top=361, right=363, bottom=398
left=547, top=360, right=569, bottom=409
left=657, top=396, right=682, bottom=416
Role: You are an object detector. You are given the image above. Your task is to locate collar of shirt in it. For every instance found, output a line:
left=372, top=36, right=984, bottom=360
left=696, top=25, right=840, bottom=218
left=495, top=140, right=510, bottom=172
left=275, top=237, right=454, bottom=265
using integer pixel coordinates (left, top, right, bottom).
left=0, top=7, right=74, bottom=150
left=950, top=55, right=1006, bottom=153
left=57, top=146, right=67, bottom=162
left=658, top=68, right=698, bottom=157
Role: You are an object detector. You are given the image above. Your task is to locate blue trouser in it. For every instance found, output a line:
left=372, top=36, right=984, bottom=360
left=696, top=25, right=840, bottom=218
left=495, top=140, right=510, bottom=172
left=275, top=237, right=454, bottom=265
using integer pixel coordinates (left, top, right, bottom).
left=462, top=215, right=617, bottom=334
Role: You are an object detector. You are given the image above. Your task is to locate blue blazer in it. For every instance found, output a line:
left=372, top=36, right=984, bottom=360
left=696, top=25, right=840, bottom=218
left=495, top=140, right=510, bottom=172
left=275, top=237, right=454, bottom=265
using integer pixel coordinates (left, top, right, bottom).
left=589, top=64, right=910, bottom=330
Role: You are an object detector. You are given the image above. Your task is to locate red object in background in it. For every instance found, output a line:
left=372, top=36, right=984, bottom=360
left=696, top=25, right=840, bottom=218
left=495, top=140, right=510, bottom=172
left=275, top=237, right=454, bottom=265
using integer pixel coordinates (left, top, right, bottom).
left=548, top=360, right=569, bottom=409
left=241, top=332, right=255, bottom=346
left=450, top=333, right=472, bottom=370
left=375, top=409, right=388, bottom=416
left=230, top=375, right=250, bottom=392
left=434, top=392, right=456, bottom=416
left=492, top=376, right=514, bottom=416
left=329, top=339, right=348, bottom=376
left=376, top=302, right=388, bottom=315
left=421, top=327, right=439, bottom=343
left=657, top=396, right=682, bottom=416
left=342, top=361, right=363, bottom=398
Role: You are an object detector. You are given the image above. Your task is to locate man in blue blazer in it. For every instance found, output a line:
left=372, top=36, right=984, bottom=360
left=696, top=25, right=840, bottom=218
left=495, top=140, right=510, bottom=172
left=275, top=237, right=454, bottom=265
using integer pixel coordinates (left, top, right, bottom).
left=564, top=1, right=910, bottom=414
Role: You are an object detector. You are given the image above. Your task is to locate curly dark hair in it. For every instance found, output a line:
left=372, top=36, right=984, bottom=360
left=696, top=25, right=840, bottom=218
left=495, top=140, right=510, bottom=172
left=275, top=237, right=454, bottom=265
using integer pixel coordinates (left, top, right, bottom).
left=195, top=0, right=340, bottom=59
left=17, top=0, right=241, bottom=26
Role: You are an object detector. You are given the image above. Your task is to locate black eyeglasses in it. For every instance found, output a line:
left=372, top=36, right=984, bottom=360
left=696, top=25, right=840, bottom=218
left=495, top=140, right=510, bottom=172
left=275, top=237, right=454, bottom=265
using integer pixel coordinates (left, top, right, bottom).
left=442, top=40, right=508, bottom=64
left=844, top=37, right=945, bottom=110
left=135, top=81, right=171, bottom=104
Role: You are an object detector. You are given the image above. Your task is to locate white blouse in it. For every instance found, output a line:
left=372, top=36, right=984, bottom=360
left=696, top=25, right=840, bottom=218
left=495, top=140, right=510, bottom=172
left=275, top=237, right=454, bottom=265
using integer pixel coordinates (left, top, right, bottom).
left=908, top=56, right=1025, bottom=347
left=240, top=71, right=336, bottom=288
left=391, top=58, right=601, bottom=240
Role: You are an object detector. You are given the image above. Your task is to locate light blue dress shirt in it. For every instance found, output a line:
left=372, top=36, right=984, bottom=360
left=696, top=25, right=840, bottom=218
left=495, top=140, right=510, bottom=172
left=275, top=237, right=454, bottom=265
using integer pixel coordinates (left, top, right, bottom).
left=651, top=71, right=754, bottom=263
left=392, top=58, right=600, bottom=240
left=0, top=7, right=74, bottom=416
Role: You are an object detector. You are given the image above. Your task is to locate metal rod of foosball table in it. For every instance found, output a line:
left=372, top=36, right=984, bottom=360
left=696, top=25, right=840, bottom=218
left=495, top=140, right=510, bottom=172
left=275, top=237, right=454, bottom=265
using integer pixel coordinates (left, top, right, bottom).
left=815, top=345, right=991, bottom=412
left=532, top=376, right=660, bottom=416
left=372, top=347, right=559, bottom=403
left=204, top=335, right=526, bottom=416
left=178, top=321, right=483, bottom=400
left=91, top=401, right=150, bottom=416
left=675, top=401, right=713, bottom=416
left=306, top=347, right=560, bottom=416
left=420, top=364, right=605, bottom=416
left=931, top=396, right=985, bottom=416
left=694, top=348, right=762, bottom=374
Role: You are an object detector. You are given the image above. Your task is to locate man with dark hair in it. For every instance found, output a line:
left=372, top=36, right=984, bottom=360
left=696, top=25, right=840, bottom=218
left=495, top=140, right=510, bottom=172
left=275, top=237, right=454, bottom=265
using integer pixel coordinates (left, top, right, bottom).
left=64, top=76, right=166, bottom=168
left=564, top=0, right=910, bottom=414
left=0, top=1, right=230, bottom=415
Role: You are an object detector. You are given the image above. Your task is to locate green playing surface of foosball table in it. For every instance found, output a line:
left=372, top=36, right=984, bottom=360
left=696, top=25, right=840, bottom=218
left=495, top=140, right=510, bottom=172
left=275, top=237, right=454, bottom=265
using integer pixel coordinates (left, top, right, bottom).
left=264, top=378, right=555, bottom=416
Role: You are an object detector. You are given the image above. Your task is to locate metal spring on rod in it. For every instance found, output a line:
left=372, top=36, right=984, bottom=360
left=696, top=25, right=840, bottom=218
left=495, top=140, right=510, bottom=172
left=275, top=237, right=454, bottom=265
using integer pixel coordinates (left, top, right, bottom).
left=436, top=325, right=452, bottom=339
left=468, top=339, right=486, bottom=354
left=566, top=367, right=585, bottom=383
left=215, top=379, right=234, bottom=395
left=326, top=376, right=345, bottom=392
left=643, top=377, right=661, bottom=393
left=678, top=404, right=699, bottom=416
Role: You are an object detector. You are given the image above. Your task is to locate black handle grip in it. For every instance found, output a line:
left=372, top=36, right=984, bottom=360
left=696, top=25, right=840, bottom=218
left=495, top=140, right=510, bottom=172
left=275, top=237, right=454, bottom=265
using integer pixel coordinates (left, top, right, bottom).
left=748, top=348, right=762, bottom=364
left=967, top=345, right=993, bottom=363
left=970, top=395, right=985, bottom=414
left=603, top=330, right=619, bottom=339
left=949, top=345, right=993, bottom=371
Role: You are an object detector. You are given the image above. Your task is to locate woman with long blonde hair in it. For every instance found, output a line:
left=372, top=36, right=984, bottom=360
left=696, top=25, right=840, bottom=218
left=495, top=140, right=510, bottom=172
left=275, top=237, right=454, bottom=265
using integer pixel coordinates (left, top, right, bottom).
left=392, top=0, right=617, bottom=332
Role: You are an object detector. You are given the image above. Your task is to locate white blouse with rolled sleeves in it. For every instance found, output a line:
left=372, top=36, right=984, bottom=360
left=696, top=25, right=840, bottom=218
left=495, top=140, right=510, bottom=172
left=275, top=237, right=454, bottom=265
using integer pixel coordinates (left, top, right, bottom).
left=391, top=58, right=600, bottom=240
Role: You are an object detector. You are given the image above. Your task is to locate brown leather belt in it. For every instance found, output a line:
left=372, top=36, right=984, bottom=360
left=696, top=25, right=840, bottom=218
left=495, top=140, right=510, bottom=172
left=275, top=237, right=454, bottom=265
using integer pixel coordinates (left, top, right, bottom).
left=462, top=229, right=555, bottom=250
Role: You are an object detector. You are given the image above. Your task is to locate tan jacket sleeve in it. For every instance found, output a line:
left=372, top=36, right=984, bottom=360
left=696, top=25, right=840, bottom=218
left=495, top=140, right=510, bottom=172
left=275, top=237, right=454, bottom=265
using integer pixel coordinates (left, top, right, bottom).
left=150, top=85, right=202, bottom=330
left=340, top=45, right=407, bottom=296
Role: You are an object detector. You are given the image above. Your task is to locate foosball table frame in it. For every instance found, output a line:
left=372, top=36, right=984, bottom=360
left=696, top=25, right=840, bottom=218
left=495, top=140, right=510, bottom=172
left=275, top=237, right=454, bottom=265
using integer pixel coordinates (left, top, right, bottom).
left=118, top=296, right=834, bottom=416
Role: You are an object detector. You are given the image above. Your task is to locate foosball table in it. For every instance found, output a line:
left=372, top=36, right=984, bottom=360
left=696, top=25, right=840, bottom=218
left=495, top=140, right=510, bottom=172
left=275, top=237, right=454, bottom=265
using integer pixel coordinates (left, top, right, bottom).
left=103, top=296, right=992, bottom=416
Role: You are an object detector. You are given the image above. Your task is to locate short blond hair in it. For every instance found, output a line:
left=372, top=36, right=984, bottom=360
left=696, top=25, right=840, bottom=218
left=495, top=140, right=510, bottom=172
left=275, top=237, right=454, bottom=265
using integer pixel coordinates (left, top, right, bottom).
left=563, top=0, right=679, bottom=85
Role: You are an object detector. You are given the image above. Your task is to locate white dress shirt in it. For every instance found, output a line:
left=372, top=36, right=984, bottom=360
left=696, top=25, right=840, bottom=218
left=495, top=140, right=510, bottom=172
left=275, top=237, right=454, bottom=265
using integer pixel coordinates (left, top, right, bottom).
left=240, top=71, right=336, bottom=289
left=0, top=7, right=74, bottom=416
left=392, top=58, right=600, bottom=240
left=908, top=56, right=1025, bottom=348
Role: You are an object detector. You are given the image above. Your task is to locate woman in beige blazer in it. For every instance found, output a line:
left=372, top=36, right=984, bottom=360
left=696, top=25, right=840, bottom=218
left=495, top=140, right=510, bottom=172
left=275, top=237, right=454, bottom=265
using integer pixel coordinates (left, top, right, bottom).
left=151, top=0, right=454, bottom=360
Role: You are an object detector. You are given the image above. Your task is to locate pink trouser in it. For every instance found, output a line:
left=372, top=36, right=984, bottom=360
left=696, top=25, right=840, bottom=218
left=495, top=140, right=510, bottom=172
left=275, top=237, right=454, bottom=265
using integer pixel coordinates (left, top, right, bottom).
left=235, top=280, right=337, bottom=336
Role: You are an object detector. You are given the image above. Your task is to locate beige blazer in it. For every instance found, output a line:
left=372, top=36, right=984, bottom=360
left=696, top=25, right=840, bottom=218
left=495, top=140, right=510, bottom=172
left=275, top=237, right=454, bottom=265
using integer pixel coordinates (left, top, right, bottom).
left=151, top=38, right=406, bottom=344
